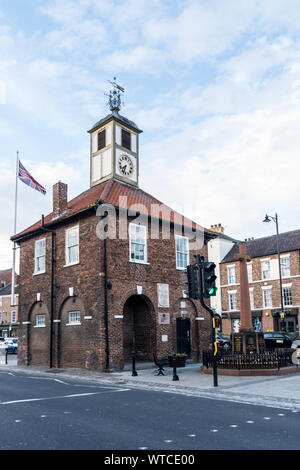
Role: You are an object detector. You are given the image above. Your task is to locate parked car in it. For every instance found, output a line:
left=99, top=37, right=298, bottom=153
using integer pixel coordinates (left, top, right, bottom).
left=216, top=333, right=231, bottom=351
left=264, top=332, right=293, bottom=350
left=4, top=338, right=18, bottom=354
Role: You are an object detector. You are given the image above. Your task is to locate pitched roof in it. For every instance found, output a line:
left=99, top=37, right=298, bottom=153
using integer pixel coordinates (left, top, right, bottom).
left=12, top=179, right=210, bottom=241
left=0, top=282, right=19, bottom=296
left=221, top=229, right=300, bottom=263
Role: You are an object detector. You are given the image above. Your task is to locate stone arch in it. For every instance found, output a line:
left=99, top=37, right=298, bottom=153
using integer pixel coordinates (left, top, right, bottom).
left=122, top=294, right=156, bottom=362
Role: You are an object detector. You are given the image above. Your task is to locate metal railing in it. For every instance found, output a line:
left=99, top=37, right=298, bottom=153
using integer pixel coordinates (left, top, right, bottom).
left=202, top=349, right=295, bottom=371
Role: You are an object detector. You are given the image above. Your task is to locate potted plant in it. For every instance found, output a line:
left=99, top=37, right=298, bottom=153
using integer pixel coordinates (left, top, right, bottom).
left=168, top=353, right=187, bottom=367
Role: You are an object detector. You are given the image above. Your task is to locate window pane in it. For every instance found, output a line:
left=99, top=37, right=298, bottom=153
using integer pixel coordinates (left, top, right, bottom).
left=36, top=239, right=45, bottom=257
left=283, top=287, right=292, bottom=306
left=36, top=314, right=46, bottom=326
left=67, top=227, right=79, bottom=247
left=68, top=245, right=79, bottom=264
left=228, top=267, right=236, bottom=284
left=281, top=258, right=290, bottom=277
left=130, top=224, right=146, bottom=262
left=68, top=311, right=81, bottom=324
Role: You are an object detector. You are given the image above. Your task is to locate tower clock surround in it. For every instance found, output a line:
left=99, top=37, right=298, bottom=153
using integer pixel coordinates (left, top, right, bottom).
left=88, top=113, right=142, bottom=189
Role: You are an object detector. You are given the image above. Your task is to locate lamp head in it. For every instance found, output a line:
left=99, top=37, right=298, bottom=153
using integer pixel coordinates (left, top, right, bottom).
left=263, top=214, right=271, bottom=223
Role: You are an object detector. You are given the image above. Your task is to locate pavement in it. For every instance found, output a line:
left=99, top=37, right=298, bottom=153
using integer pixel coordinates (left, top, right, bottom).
left=2, top=356, right=300, bottom=412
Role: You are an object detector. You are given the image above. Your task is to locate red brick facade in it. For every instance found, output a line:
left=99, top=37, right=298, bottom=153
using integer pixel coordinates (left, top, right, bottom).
left=220, top=250, right=300, bottom=337
left=16, top=205, right=211, bottom=371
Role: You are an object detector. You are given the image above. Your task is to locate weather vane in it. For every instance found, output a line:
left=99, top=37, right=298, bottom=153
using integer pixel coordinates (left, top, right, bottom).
left=105, top=76, right=125, bottom=113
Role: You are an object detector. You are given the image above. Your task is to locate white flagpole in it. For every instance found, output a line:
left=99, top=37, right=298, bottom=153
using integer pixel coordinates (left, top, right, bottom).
left=11, top=150, right=19, bottom=307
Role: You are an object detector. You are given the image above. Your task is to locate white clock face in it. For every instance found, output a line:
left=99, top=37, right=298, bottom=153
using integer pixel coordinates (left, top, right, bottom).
left=118, top=154, right=133, bottom=177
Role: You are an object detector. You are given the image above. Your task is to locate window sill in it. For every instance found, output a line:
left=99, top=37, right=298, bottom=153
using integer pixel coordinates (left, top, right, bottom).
left=34, top=325, right=46, bottom=328
left=66, top=322, right=82, bottom=326
left=129, top=260, right=150, bottom=265
left=64, top=261, right=80, bottom=268
left=33, top=271, right=46, bottom=276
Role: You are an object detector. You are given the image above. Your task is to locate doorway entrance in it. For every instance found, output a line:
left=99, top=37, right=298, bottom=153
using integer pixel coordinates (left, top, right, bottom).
left=123, top=295, right=155, bottom=362
left=276, top=315, right=298, bottom=335
left=176, top=317, right=191, bottom=356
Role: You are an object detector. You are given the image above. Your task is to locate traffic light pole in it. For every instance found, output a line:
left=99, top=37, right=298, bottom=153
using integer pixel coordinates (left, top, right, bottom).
left=196, top=255, right=218, bottom=387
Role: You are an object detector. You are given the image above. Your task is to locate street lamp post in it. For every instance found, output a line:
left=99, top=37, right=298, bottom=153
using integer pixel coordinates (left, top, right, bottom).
left=263, top=212, right=284, bottom=315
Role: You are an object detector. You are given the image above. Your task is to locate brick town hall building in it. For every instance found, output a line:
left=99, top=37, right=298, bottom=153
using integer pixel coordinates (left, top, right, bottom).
left=12, top=87, right=213, bottom=371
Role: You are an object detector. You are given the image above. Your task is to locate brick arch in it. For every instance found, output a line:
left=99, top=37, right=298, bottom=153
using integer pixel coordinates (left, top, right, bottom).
left=118, top=287, right=156, bottom=313
left=27, top=301, right=50, bottom=366
left=56, top=295, right=88, bottom=369
left=122, top=293, right=156, bottom=362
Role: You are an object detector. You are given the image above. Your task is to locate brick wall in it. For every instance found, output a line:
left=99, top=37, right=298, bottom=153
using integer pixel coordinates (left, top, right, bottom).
left=220, top=250, right=300, bottom=335
left=17, top=209, right=211, bottom=371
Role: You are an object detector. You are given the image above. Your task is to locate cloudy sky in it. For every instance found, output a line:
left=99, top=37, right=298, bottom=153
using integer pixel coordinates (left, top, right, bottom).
left=1, top=0, right=300, bottom=269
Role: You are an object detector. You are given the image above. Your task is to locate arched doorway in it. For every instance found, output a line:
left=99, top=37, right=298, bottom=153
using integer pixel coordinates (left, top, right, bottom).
left=123, top=295, right=155, bottom=362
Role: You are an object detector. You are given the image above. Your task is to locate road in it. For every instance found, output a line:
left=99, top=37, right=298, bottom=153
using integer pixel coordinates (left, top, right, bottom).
left=0, top=366, right=299, bottom=451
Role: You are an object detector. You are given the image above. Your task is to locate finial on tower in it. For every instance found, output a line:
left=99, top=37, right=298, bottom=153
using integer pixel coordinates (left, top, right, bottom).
left=106, top=77, right=125, bottom=113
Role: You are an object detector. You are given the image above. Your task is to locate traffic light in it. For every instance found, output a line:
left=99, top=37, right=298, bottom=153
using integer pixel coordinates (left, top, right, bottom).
left=203, top=261, right=217, bottom=298
left=186, top=263, right=199, bottom=299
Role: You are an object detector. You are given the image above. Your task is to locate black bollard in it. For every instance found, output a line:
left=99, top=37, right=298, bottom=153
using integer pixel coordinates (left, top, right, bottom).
left=132, top=351, right=138, bottom=376
left=172, top=353, right=179, bottom=381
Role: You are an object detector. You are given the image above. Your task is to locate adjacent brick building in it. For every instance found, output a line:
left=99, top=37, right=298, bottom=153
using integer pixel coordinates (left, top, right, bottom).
left=12, top=106, right=213, bottom=371
left=0, top=273, right=19, bottom=338
left=219, top=230, right=300, bottom=338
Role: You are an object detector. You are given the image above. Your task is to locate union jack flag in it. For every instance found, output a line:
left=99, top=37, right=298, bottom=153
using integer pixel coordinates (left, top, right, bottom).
left=18, top=160, right=46, bottom=195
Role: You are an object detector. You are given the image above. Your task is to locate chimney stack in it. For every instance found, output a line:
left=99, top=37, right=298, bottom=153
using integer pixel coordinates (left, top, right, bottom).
left=53, top=181, right=68, bottom=218
left=210, top=223, right=224, bottom=234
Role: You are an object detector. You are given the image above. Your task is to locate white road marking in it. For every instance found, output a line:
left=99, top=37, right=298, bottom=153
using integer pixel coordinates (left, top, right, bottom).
left=188, top=434, right=196, bottom=437
left=246, top=421, right=254, bottom=424
left=230, top=425, right=238, bottom=428
left=210, top=429, right=218, bottom=432
left=264, top=417, right=271, bottom=420
left=1, top=388, right=130, bottom=405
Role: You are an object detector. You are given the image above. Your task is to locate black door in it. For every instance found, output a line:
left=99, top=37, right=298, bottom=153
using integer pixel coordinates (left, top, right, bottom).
left=277, top=317, right=297, bottom=335
left=176, top=318, right=191, bottom=356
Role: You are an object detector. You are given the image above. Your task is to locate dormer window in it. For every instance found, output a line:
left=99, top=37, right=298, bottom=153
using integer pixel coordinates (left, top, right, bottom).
left=121, top=129, right=131, bottom=150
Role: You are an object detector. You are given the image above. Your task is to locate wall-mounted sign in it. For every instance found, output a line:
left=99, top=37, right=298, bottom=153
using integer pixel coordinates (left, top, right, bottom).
left=157, top=283, right=169, bottom=308
left=158, top=312, right=170, bottom=324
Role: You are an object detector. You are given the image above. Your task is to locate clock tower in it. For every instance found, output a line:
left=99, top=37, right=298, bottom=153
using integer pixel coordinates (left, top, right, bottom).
left=88, top=79, right=142, bottom=188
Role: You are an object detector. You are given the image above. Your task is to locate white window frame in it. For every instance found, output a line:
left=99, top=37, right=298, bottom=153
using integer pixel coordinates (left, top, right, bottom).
left=280, top=256, right=291, bottom=278
left=11, top=310, right=16, bottom=324
left=227, top=265, right=236, bottom=285
left=0, top=297, right=2, bottom=307
left=262, top=287, right=272, bottom=308
left=34, top=238, right=46, bottom=274
left=65, top=225, right=79, bottom=267
left=228, top=291, right=237, bottom=311
left=261, top=259, right=271, bottom=280
left=175, top=235, right=189, bottom=270
left=282, top=285, right=293, bottom=306
left=249, top=288, right=254, bottom=310
left=67, top=311, right=81, bottom=326
left=247, top=262, right=253, bottom=283
left=129, top=223, right=147, bottom=264
left=35, top=314, right=46, bottom=327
